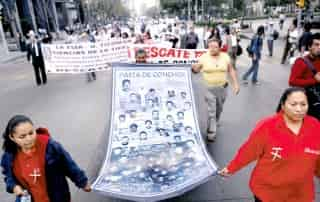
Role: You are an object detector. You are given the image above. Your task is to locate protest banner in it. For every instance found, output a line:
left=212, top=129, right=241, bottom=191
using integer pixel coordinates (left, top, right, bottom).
left=128, top=44, right=207, bottom=64
left=41, top=38, right=133, bottom=73
left=92, top=64, right=218, bottom=202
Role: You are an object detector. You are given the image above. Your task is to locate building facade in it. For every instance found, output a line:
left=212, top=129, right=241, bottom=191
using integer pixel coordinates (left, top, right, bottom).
left=1, top=0, right=82, bottom=37
left=122, top=0, right=160, bottom=16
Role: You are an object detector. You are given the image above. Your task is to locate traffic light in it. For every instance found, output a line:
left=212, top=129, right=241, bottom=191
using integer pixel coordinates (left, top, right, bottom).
left=296, top=0, right=305, bottom=8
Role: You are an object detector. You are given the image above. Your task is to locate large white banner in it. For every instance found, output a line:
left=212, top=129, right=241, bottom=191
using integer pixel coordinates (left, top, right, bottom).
left=92, top=64, right=217, bottom=202
left=41, top=38, right=133, bottom=73
left=128, top=44, right=207, bottom=64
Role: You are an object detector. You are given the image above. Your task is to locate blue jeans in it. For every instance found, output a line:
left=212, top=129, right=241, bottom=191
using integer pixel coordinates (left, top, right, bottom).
left=242, top=58, right=260, bottom=82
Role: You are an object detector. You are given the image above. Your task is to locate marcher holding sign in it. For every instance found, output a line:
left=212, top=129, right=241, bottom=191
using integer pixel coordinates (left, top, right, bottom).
left=192, top=38, right=240, bottom=141
left=219, top=87, right=320, bottom=202
left=1, top=115, right=91, bottom=202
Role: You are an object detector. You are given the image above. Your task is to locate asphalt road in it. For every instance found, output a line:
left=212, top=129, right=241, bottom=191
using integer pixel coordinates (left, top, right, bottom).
left=1, top=31, right=320, bottom=202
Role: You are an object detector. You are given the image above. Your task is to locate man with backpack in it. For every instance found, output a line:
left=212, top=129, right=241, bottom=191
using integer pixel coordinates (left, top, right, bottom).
left=289, top=33, right=320, bottom=120
left=185, top=26, right=199, bottom=49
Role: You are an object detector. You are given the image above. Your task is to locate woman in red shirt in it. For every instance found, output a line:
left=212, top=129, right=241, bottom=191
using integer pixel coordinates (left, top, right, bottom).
left=219, top=87, right=320, bottom=202
left=1, top=115, right=91, bottom=202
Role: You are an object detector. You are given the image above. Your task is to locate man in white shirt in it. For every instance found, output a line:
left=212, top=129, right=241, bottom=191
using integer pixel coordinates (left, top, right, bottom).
left=266, top=22, right=275, bottom=56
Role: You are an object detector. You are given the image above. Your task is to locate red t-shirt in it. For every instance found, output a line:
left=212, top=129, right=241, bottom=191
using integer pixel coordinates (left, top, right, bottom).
left=13, top=135, right=50, bottom=202
left=227, top=113, right=320, bottom=202
left=289, top=55, right=320, bottom=87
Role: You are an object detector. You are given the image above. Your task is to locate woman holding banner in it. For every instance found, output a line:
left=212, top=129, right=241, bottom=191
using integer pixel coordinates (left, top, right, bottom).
left=192, top=38, right=240, bottom=142
left=219, top=87, right=320, bottom=202
left=1, top=115, right=91, bottom=202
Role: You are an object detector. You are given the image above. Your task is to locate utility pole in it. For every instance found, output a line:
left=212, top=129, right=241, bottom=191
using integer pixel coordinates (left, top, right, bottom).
left=188, top=0, right=191, bottom=21
left=195, top=0, right=198, bottom=22
left=201, top=0, right=204, bottom=21
left=0, top=3, right=9, bottom=54
left=50, top=0, right=59, bottom=32
left=87, top=0, right=91, bottom=24
left=27, top=0, right=38, bottom=32
left=14, top=3, right=22, bottom=35
left=41, top=0, right=50, bottom=31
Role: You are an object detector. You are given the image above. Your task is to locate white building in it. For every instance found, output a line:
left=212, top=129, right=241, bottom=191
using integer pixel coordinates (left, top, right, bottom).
left=122, top=0, right=160, bottom=16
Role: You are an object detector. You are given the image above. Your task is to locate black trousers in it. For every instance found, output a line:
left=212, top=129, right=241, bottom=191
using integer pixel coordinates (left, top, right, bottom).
left=33, top=59, right=47, bottom=85
left=281, top=40, right=292, bottom=64
left=186, top=43, right=197, bottom=49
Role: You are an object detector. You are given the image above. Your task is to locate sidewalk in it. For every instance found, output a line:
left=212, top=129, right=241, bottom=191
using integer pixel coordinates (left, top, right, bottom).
left=0, top=49, right=25, bottom=64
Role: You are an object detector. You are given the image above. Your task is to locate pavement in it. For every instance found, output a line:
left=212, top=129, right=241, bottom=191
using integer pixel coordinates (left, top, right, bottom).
left=1, top=18, right=320, bottom=202
left=0, top=51, right=25, bottom=64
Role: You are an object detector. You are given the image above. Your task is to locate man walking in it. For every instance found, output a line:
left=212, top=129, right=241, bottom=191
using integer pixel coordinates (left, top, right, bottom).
left=27, top=30, right=47, bottom=86
left=266, top=22, right=276, bottom=57
left=281, top=19, right=299, bottom=64
left=185, top=26, right=199, bottom=49
left=289, top=33, right=320, bottom=120
left=192, top=38, right=240, bottom=141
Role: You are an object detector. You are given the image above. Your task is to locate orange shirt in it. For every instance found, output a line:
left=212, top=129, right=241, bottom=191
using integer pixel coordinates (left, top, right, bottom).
left=13, top=135, right=50, bottom=202
left=228, top=113, right=320, bottom=202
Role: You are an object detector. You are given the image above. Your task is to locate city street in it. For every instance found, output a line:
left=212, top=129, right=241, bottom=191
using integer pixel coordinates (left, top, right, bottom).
left=2, top=28, right=320, bottom=202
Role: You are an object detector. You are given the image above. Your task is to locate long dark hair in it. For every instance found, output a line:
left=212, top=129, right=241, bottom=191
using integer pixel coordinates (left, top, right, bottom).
left=2, top=115, right=33, bottom=154
left=276, top=87, right=307, bottom=112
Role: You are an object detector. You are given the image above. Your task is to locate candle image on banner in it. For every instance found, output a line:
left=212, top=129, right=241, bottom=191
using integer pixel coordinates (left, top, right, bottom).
left=92, top=64, right=218, bottom=202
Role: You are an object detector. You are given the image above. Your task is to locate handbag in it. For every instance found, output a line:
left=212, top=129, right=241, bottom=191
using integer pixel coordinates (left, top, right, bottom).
left=302, top=57, right=320, bottom=119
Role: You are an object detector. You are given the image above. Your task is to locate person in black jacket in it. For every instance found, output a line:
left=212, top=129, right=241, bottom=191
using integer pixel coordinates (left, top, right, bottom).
left=1, top=115, right=91, bottom=202
left=27, top=30, right=47, bottom=86
left=298, top=23, right=312, bottom=55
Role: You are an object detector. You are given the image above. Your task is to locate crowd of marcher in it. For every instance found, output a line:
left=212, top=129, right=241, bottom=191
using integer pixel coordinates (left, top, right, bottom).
left=2, top=13, right=320, bottom=202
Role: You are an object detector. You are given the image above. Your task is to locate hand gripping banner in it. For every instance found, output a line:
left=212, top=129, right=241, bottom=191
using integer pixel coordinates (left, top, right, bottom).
left=92, top=64, right=218, bottom=201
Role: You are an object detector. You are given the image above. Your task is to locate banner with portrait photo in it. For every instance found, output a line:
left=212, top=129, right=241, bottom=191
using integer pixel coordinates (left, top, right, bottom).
left=92, top=64, right=218, bottom=202
left=41, top=38, right=133, bottom=74
left=128, top=44, right=207, bottom=64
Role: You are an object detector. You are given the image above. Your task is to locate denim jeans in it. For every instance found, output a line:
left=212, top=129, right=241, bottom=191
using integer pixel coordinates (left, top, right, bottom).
left=242, top=58, right=260, bottom=82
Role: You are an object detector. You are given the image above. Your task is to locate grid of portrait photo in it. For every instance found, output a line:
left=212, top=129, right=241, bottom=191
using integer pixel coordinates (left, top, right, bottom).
left=93, top=68, right=216, bottom=198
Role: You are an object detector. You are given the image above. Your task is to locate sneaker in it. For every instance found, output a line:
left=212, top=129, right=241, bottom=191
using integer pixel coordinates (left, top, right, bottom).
left=207, top=132, right=216, bottom=142
left=242, top=79, right=249, bottom=84
left=252, top=81, right=260, bottom=85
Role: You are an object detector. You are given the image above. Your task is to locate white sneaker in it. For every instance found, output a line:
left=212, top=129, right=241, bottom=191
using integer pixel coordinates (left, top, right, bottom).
left=207, top=132, right=216, bottom=142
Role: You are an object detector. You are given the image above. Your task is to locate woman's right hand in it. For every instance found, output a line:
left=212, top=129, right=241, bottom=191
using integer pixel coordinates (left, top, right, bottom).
left=218, top=167, right=231, bottom=177
left=13, top=185, right=24, bottom=196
